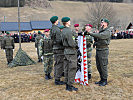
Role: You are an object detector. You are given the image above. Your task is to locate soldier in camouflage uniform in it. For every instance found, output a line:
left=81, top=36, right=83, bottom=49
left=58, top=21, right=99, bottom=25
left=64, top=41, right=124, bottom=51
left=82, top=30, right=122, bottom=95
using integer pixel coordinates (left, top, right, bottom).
left=84, top=24, right=94, bottom=79
left=87, top=18, right=111, bottom=86
left=0, top=33, right=3, bottom=48
left=39, top=29, right=53, bottom=80
left=35, top=31, right=43, bottom=62
left=61, top=17, right=78, bottom=91
left=50, top=16, right=65, bottom=85
left=2, top=32, right=15, bottom=64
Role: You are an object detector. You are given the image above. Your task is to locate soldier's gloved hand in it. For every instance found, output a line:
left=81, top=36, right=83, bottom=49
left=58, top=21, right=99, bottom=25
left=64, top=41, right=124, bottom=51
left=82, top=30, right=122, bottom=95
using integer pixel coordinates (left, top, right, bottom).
left=4, top=50, right=5, bottom=53
left=35, top=48, right=37, bottom=51
left=13, top=49, right=14, bottom=52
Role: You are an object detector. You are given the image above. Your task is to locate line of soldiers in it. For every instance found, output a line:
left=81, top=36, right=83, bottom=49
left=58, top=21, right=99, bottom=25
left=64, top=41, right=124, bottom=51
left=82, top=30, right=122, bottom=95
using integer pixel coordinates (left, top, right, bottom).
left=35, top=16, right=111, bottom=92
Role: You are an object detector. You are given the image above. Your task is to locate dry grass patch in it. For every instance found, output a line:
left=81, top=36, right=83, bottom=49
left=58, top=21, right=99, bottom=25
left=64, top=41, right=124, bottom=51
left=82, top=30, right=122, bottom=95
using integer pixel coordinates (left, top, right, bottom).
left=0, top=39, right=133, bottom=100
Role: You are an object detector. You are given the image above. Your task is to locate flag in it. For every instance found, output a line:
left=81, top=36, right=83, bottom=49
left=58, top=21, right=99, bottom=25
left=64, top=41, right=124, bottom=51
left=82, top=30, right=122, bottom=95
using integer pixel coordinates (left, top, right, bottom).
left=75, top=35, right=88, bottom=85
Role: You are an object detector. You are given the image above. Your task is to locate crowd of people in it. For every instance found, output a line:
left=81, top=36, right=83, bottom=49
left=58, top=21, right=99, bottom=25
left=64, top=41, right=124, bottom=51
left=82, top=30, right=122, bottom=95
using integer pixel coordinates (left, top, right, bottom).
left=1, top=15, right=132, bottom=92
left=0, top=29, right=133, bottom=44
left=111, top=31, right=133, bottom=39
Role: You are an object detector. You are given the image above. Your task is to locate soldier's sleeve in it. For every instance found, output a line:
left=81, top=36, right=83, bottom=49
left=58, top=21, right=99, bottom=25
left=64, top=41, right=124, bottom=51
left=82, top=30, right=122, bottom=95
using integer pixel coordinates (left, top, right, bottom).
left=66, top=31, right=77, bottom=48
left=39, top=39, right=43, bottom=57
left=55, top=27, right=62, bottom=44
left=12, top=38, right=15, bottom=49
left=89, top=29, right=111, bottom=39
left=3, top=38, right=6, bottom=49
left=35, top=37, right=37, bottom=48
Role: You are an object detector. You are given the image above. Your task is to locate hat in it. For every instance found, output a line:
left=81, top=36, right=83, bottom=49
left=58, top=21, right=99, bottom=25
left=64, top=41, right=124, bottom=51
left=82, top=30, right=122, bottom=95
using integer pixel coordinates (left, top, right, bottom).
left=50, top=16, right=58, bottom=23
left=101, top=18, right=109, bottom=24
left=38, top=31, right=42, bottom=34
left=6, top=31, right=10, bottom=34
left=85, top=24, right=93, bottom=28
left=45, top=29, right=50, bottom=32
left=61, top=17, right=70, bottom=22
left=59, top=25, right=65, bottom=29
left=74, top=24, right=79, bottom=27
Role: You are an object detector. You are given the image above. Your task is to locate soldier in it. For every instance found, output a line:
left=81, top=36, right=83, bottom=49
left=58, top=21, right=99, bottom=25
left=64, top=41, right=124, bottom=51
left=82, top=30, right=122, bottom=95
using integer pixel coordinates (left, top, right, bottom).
left=61, top=17, right=78, bottom=91
left=2, top=32, right=15, bottom=64
left=39, top=29, right=53, bottom=80
left=35, top=31, right=43, bottom=62
left=0, top=33, right=3, bottom=48
left=84, top=24, right=94, bottom=79
left=74, top=24, right=80, bottom=34
left=50, top=16, right=65, bottom=85
left=86, top=18, right=111, bottom=86
left=59, top=25, right=65, bottom=32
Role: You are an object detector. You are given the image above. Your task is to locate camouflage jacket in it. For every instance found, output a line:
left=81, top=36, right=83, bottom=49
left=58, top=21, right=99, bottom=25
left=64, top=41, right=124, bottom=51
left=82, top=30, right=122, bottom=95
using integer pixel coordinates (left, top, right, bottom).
left=62, top=26, right=77, bottom=55
left=86, top=35, right=93, bottom=51
left=50, top=24, right=64, bottom=50
left=89, top=27, right=111, bottom=49
left=35, top=34, right=43, bottom=48
left=2, top=35, right=15, bottom=49
left=39, top=36, right=53, bottom=56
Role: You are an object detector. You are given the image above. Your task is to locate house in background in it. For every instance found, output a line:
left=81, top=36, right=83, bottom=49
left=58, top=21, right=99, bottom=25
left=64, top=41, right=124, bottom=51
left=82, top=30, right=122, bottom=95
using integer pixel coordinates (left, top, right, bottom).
left=126, top=22, right=133, bottom=31
left=0, top=21, right=61, bottom=34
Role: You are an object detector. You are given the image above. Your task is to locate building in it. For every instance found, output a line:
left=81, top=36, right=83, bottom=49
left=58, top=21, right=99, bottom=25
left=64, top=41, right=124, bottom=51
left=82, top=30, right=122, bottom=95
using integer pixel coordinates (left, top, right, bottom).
left=0, top=21, right=61, bottom=33
left=127, top=22, right=133, bottom=31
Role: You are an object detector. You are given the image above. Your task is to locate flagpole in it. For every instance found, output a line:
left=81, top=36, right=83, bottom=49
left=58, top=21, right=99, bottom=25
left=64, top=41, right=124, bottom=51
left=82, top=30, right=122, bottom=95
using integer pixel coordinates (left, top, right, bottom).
left=18, top=0, right=21, bottom=49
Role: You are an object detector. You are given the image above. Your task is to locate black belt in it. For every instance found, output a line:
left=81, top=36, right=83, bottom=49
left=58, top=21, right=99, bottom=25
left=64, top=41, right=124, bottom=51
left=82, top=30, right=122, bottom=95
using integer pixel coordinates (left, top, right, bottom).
left=96, top=45, right=108, bottom=48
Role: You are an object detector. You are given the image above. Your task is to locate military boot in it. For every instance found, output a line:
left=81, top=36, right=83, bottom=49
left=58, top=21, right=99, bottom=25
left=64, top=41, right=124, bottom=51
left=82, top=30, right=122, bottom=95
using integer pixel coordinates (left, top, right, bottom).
left=99, top=79, right=107, bottom=86
left=55, top=79, right=65, bottom=85
left=48, top=73, right=53, bottom=79
left=38, top=59, right=40, bottom=62
left=66, top=84, right=72, bottom=91
left=45, top=74, right=50, bottom=80
left=71, top=85, right=78, bottom=91
left=95, top=78, right=103, bottom=84
left=88, top=74, right=91, bottom=79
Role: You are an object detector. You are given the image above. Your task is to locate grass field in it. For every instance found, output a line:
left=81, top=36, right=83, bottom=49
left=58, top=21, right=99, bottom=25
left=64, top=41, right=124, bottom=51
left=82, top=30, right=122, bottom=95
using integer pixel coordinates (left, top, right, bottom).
left=0, top=39, right=133, bottom=100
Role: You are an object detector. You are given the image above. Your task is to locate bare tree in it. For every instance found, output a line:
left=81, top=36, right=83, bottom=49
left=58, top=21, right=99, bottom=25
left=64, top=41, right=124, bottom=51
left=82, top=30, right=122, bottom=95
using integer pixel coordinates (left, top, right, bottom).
left=86, top=2, right=119, bottom=30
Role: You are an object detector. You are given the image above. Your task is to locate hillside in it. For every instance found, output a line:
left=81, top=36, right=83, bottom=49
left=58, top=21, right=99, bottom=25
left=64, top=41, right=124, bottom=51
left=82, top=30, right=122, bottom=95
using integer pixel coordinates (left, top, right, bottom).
left=0, top=1, right=133, bottom=28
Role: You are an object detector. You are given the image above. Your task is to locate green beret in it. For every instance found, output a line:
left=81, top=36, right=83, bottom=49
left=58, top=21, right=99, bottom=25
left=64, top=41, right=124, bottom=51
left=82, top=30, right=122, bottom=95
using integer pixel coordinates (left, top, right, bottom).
left=59, top=25, right=65, bottom=29
left=101, top=18, right=109, bottom=24
left=6, top=31, right=10, bottom=34
left=61, top=17, right=70, bottom=22
left=38, top=31, right=42, bottom=34
left=50, top=16, right=58, bottom=23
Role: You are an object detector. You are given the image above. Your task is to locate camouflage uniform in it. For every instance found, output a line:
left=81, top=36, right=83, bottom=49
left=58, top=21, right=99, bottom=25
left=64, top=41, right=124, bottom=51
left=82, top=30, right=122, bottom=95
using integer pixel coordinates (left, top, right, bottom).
left=50, top=24, right=64, bottom=83
left=2, top=34, right=15, bottom=64
left=39, top=36, right=53, bottom=76
left=0, top=33, right=3, bottom=48
left=89, top=27, right=111, bottom=84
left=86, top=35, right=93, bottom=75
left=62, top=26, right=77, bottom=86
left=35, top=34, right=43, bottom=62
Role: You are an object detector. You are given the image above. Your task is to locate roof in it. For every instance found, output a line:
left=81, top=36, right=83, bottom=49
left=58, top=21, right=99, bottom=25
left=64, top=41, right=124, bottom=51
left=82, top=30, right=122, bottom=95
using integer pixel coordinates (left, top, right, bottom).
left=0, top=21, right=61, bottom=31
left=127, top=22, right=133, bottom=30
left=0, top=22, right=32, bottom=31
left=30, top=21, right=61, bottom=29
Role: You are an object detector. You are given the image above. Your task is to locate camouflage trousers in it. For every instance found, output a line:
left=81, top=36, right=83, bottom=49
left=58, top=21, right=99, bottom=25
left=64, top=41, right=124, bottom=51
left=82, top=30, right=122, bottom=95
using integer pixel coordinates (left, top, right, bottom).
left=43, top=55, right=53, bottom=75
left=96, top=49, right=109, bottom=80
left=87, top=48, right=92, bottom=74
left=53, top=49, right=64, bottom=80
left=64, top=54, right=77, bottom=86
left=5, top=49, right=13, bottom=63
left=37, top=47, right=41, bottom=61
